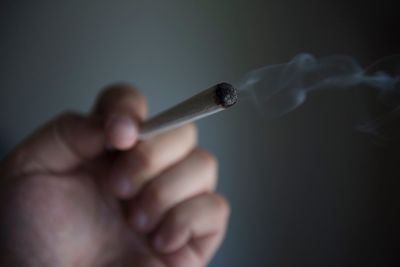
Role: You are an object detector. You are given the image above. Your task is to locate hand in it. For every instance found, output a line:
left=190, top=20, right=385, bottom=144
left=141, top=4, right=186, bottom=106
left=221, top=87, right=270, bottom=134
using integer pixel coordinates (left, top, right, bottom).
left=0, top=85, right=230, bottom=267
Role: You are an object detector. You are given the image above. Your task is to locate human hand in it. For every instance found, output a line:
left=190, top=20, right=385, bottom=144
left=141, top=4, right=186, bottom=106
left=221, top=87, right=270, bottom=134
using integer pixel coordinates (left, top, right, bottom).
left=0, top=85, right=230, bottom=267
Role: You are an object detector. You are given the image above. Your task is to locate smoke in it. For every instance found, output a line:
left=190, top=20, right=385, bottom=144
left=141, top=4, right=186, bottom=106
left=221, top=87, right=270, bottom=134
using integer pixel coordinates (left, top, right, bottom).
left=237, top=53, right=400, bottom=131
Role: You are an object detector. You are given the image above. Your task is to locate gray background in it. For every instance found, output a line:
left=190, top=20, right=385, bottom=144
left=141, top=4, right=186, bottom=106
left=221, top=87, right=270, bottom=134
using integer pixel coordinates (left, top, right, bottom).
left=1, top=0, right=400, bottom=266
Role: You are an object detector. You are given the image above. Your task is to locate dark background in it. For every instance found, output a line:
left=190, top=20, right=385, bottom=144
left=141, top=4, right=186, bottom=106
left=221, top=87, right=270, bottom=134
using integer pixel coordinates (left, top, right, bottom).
left=1, top=0, right=400, bottom=266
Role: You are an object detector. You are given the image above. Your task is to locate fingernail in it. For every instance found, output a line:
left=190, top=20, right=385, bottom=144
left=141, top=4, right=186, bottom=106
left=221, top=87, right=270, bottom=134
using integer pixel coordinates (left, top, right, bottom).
left=113, top=176, right=133, bottom=197
left=106, top=115, right=138, bottom=149
left=132, top=209, right=148, bottom=231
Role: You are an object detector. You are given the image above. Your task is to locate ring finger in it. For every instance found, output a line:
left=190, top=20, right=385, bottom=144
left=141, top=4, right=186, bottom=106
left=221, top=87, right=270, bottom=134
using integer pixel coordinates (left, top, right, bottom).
left=128, top=148, right=218, bottom=233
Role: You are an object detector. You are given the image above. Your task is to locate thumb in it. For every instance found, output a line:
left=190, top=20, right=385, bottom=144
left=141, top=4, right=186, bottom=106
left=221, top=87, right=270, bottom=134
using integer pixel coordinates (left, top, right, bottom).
left=2, top=84, right=147, bottom=178
left=3, top=112, right=105, bottom=177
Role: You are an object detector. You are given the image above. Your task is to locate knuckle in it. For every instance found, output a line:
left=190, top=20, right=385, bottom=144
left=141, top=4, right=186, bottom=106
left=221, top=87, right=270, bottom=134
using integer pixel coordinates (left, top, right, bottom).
left=96, top=84, right=147, bottom=117
left=146, top=180, right=169, bottom=207
left=213, top=193, right=231, bottom=219
left=99, top=84, right=141, bottom=100
left=168, top=205, right=187, bottom=228
left=195, top=148, right=218, bottom=174
left=126, top=87, right=147, bottom=110
left=133, top=144, right=157, bottom=172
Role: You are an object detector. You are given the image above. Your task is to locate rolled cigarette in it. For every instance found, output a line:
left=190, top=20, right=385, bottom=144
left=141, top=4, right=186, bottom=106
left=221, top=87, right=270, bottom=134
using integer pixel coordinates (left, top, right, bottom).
left=139, top=82, right=238, bottom=139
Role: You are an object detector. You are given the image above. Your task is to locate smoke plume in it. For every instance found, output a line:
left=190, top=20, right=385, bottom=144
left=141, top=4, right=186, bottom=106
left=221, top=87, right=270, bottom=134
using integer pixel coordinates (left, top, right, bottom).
left=237, top=53, right=400, bottom=128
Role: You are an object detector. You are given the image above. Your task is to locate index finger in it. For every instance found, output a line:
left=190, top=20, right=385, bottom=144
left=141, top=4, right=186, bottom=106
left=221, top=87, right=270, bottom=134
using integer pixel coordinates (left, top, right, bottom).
left=92, top=84, right=148, bottom=150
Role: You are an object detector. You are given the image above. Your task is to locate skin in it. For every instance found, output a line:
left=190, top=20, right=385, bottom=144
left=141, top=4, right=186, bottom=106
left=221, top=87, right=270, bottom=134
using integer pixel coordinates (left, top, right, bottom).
left=0, top=85, right=230, bottom=267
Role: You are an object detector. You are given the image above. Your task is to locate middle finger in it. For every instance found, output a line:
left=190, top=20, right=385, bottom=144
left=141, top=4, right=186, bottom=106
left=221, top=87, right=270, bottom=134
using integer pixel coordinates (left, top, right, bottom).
left=108, top=123, right=197, bottom=198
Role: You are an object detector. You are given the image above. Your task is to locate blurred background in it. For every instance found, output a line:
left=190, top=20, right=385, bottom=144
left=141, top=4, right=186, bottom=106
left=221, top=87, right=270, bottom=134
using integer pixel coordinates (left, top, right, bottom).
left=1, top=0, right=400, bottom=266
